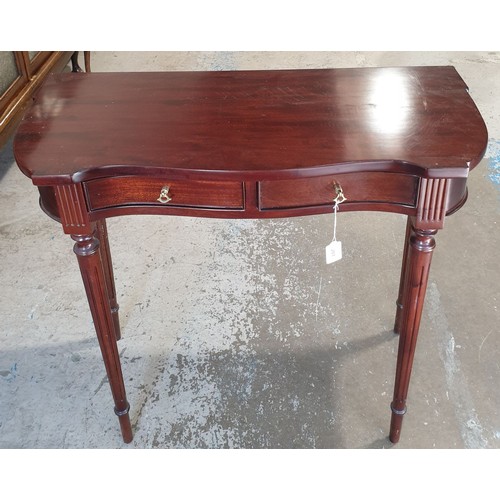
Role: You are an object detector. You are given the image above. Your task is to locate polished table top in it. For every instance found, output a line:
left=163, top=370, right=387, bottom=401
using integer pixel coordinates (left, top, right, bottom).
left=14, top=66, right=487, bottom=186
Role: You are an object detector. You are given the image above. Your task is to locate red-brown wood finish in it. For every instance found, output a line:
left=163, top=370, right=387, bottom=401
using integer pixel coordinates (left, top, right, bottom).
left=95, top=219, right=121, bottom=341
left=85, top=177, right=245, bottom=211
left=12, top=67, right=488, bottom=445
left=14, top=67, right=487, bottom=186
left=72, top=228, right=132, bottom=443
left=394, top=217, right=412, bottom=335
left=390, top=222, right=437, bottom=443
left=258, top=172, right=419, bottom=210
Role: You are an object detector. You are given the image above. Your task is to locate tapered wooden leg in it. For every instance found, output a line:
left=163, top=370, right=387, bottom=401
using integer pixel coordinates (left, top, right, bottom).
left=95, top=219, right=121, bottom=341
left=390, top=226, right=437, bottom=444
left=394, top=217, right=413, bottom=335
left=84, top=51, right=91, bottom=73
left=72, top=231, right=132, bottom=443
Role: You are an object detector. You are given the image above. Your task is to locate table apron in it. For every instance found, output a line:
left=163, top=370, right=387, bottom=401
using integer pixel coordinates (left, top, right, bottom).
left=38, top=175, right=468, bottom=230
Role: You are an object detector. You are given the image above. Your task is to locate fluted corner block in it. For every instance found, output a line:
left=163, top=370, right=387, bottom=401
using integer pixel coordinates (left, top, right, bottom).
left=415, top=178, right=449, bottom=230
left=55, top=184, right=91, bottom=234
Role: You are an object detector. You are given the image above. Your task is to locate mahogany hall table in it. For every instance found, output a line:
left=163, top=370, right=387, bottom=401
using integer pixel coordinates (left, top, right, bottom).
left=13, top=67, right=488, bottom=445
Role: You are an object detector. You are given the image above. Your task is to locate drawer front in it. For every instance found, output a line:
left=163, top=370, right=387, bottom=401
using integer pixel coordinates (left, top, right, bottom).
left=258, top=172, right=419, bottom=210
left=85, top=176, right=245, bottom=211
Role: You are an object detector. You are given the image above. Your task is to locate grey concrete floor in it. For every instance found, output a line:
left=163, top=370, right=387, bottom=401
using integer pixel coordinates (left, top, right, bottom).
left=1, top=52, right=499, bottom=449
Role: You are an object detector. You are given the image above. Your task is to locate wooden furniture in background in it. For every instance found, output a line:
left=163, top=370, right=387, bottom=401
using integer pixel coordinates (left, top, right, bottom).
left=13, top=67, right=487, bottom=445
left=0, top=51, right=90, bottom=151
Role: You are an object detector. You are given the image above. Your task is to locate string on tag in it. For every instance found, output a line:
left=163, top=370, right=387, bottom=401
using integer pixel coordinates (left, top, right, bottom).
left=325, top=184, right=346, bottom=264
left=332, top=202, right=338, bottom=242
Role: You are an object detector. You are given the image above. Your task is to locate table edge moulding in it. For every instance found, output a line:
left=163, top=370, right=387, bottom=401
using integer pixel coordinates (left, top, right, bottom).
left=12, top=66, right=488, bottom=445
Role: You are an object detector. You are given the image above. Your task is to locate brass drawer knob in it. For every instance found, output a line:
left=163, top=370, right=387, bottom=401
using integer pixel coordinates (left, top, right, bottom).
left=157, top=185, right=172, bottom=204
left=333, top=181, right=346, bottom=207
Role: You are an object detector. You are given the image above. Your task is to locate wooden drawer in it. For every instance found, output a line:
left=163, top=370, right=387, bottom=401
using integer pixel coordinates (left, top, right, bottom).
left=258, top=172, right=419, bottom=210
left=85, top=176, right=245, bottom=211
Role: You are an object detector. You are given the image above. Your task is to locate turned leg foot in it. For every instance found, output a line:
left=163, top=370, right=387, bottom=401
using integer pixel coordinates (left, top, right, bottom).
left=390, top=225, right=436, bottom=444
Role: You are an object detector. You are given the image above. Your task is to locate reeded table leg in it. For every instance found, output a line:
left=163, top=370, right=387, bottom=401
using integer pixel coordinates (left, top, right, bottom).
left=390, top=226, right=437, bottom=444
left=95, top=219, right=121, bottom=341
left=394, top=217, right=412, bottom=335
left=72, top=230, right=132, bottom=443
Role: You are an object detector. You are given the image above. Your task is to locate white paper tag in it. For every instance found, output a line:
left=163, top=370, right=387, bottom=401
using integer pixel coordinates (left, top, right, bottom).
left=326, top=240, right=342, bottom=264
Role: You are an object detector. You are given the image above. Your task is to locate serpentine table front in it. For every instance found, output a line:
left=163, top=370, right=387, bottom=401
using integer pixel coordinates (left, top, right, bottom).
left=13, top=67, right=488, bottom=444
